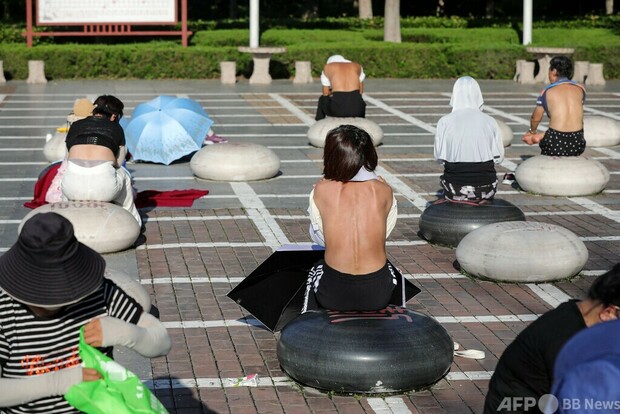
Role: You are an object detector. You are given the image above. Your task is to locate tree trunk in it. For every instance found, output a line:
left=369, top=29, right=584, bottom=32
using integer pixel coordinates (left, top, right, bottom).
left=229, top=0, right=237, bottom=19
left=486, top=0, right=495, bottom=18
left=606, top=0, right=613, bottom=14
left=302, top=0, right=319, bottom=19
left=384, top=0, right=401, bottom=43
left=358, top=0, right=373, bottom=19
left=436, top=0, right=445, bottom=17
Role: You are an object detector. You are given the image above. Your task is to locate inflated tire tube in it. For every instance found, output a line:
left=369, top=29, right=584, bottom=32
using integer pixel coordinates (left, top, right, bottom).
left=20, top=201, right=140, bottom=254
left=418, top=199, right=525, bottom=248
left=515, top=155, right=609, bottom=196
left=456, top=221, right=588, bottom=282
left=277, top=306, right=454, bottom=394
left=307, top=117, right=383, bottom=148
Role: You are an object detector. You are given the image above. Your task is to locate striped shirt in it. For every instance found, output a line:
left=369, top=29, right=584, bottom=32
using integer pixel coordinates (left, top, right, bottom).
left=0, top=279, right=142, bottom=414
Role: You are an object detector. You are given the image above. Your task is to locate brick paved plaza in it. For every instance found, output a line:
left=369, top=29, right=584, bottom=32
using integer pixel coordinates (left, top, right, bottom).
left=0, top=78, right=619, bottom=413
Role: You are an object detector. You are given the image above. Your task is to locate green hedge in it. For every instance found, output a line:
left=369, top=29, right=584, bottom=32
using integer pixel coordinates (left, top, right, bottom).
left=1, top=26, right=619, bottom=80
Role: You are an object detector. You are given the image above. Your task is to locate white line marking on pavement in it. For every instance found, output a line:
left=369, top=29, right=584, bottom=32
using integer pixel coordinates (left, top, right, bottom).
left=584, top=106, right=620, bottom=121
left=569, top=197, right=620, bottom=224
left=145, top=370, right=493, bottom=392
left=230, top=182, right=290, bottom=250
left=269, top=93, right=315, bottom=126
left=368, top=397, right=412, bottom=414
left=376, top=166, right=429, bottom=211
left=161, top=314, right=540, bottom=329
left=446, top=371, right=493, bottom=381
left=526, top=284, right=572, bottom=308
left=364, top=95, right=437, bottom=133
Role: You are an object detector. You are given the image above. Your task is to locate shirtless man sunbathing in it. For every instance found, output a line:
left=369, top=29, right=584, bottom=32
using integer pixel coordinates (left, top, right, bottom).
left=523, top=55, right=586, bottom=157
left=315, top=55, right=366, bottom=121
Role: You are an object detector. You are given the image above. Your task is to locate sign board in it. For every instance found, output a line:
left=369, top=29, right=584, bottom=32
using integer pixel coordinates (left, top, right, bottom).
left=36, top=0, right=177, bottom=25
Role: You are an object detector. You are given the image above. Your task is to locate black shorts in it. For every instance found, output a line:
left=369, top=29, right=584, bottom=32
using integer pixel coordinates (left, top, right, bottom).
left=302, top=260, right=397, bottom=312
left=539, top=128, right=586, bottom=156
left=315, top=91, right=366, bottom=121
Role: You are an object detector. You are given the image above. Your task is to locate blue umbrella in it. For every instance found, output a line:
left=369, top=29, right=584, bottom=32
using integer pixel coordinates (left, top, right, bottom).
left=124, top=95, right=214, bottom=165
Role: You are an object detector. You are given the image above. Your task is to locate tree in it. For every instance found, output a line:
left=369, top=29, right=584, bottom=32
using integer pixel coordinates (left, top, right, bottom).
left=436, top=0, right=445, bottom=17
left=606, top=0, right=614, bottom=14
left=358, top=0, right=373, bottom=19
left=384, top=0, right=401, bottom=43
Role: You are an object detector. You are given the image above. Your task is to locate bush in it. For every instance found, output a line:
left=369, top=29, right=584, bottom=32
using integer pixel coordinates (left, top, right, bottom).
left=1, top=23, right=619, bottom=80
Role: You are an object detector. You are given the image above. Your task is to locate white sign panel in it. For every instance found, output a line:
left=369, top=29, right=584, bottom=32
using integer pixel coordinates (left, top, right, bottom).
left=37, top=0, right=177, bottom=25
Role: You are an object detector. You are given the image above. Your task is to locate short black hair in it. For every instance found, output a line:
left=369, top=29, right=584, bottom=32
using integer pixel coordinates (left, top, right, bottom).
left=93, top=95, right=124, bottom=121
left=323, top=124, right=377, bottom=182
left=588, top=263, right=620, bottom=307
left=550, top=55, right=574, bottom=79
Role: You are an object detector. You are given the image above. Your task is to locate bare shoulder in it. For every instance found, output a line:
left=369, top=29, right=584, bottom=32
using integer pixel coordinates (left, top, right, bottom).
left=314, top=179, right=339, bottom=194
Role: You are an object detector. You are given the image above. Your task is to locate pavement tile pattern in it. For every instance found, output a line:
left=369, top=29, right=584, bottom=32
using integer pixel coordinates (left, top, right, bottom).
left=0, top=78, right=619, bottom=413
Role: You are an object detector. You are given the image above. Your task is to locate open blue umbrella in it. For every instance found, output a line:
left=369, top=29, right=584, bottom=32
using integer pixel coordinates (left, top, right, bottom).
left=124, top=95, right=214, bottom=165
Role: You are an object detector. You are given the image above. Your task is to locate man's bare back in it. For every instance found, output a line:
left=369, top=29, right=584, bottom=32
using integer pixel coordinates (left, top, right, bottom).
left=322, top=62, right=364, bottom=95
left=545, top=83, right=584, bottom=132
left=313, top=178, right=393, bottom=275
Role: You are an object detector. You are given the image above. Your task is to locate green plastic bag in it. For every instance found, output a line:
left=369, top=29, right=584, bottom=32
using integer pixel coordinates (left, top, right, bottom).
left=65, top=327, right=168, bottom=414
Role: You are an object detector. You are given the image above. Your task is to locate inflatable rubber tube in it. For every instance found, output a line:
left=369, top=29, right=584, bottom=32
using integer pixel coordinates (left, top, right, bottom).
left=277, top=306, right=453, bottom=393
left=584, top=116, right=620, bottom=147
left=104, top=268, right=151, bottom=311
left=515, top=155, right=609, bottom=196
left=43, top=131, right=67, bottom=162
left=190, top=143, right=280, bottom=181
left=20, top=201, right=140, bottom=254
left=456, top=221, right=588, bottom=282
left=495, top=118, right=514, bottom=147
left=418, top=199, right=525, bottom=248
left=307, top=117, right=383, bottom=148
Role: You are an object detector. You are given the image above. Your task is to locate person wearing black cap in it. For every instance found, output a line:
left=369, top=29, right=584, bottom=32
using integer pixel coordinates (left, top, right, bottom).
left=61, top=95, right=142, bottom=225
left=0, top=213, right=171, bottom=413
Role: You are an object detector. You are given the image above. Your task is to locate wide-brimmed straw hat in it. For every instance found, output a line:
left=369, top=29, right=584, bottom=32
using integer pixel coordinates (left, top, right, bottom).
left=0, top=212, right=105, bottom=307
left=66, top=98, right=95, bottom=123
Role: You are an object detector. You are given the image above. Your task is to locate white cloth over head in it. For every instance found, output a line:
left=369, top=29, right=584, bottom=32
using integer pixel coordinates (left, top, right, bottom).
left=320, top=55, right=366, bottom=87
left=434, top=76, right=504, bottom=164
left=449, top=75, right=484, bottom=111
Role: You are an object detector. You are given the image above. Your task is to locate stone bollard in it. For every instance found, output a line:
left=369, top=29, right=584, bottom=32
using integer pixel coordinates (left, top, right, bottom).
left=587, top=63, right=606, bottom=86
left=27, top=60, right=47, bottom=84
left=572, top=61, right=589, bottom=84
left=220, top=61, right=236, bottom=85
left=0, top=61, right=6, bottom=84
left=293, top=61, right=313, bottom=84
left=516, top=61, right=536, bottom=85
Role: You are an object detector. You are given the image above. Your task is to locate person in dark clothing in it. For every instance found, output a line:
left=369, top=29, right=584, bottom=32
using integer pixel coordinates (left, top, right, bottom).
left=484, top=264, right=620, bottom=414
left=315, top=55, right=366, bottom=121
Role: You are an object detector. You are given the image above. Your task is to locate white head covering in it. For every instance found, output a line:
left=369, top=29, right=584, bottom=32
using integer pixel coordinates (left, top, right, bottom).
left=326, top=55, right=351, bottom=64
left=321, top=55, right=365, bottom=87
left=449, top=76, right=484, bottom=112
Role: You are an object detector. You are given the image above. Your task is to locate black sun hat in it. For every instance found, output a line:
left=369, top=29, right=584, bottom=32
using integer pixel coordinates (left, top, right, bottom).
left=0, top=212, right=105, bottom=307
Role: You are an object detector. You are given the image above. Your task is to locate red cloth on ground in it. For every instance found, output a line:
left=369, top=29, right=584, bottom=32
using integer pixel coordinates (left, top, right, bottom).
left=24, top=165, right=208, bottom=209
left=135, top=190, right=209, bottom=208
left=24, top=163, right=61, bottom=209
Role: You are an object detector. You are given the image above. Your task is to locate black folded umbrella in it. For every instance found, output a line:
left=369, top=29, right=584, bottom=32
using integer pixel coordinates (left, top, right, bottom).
left=227, top=245, right=421, bottom=332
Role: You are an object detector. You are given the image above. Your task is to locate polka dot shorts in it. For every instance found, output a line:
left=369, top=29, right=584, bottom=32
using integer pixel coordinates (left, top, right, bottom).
left=539, top=128, right=586, bottom=157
